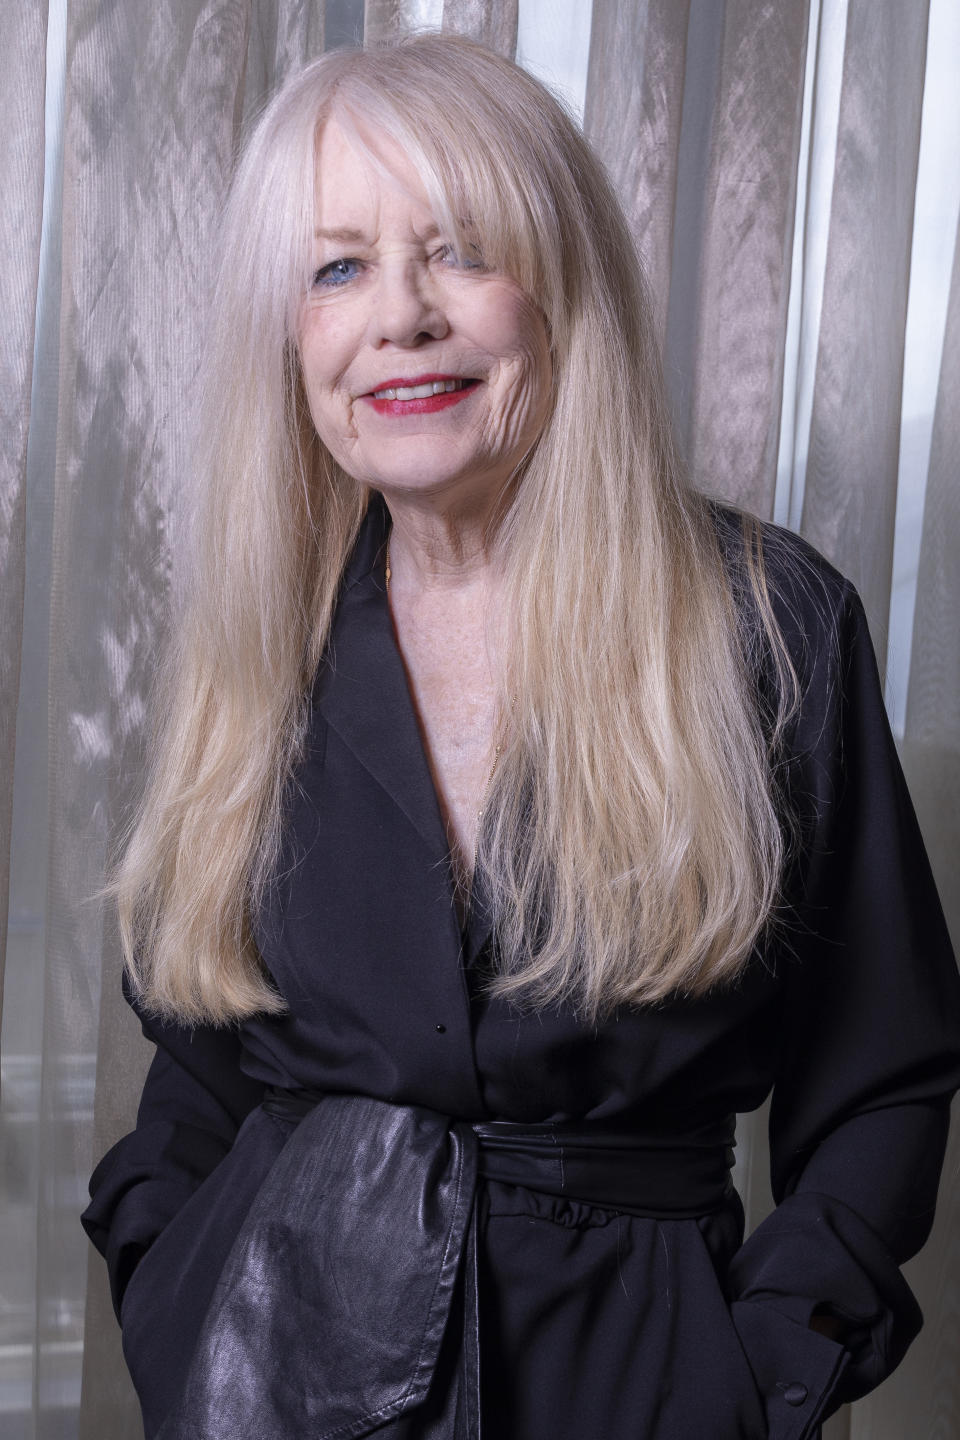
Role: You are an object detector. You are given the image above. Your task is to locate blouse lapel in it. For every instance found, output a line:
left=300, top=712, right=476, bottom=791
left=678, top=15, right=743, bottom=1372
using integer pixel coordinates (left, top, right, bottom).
left=314, top=497, right=452, bottom=869
left=315, top=494, right=497, bottom=968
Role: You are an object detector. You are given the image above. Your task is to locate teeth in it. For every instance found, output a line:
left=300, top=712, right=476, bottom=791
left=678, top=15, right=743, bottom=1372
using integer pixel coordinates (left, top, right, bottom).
left=373, top=379, right=466, bottom=401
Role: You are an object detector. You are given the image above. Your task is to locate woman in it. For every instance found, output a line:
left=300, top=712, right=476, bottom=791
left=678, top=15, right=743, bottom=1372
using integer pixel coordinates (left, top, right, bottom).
left=83, top=34, right=960, bottom=1440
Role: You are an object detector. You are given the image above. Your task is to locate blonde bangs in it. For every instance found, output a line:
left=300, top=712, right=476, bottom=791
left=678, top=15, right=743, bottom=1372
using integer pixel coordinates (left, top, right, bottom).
left=327, top=60, right=579, bottom=331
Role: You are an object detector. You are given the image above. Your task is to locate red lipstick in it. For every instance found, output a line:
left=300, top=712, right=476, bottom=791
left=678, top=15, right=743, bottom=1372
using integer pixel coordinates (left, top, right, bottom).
left=364, top=374, right=478, bottom=416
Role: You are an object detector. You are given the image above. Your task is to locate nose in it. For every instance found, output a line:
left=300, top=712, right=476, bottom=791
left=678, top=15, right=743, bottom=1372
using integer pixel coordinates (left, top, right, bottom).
left=367, top=258, right=449, bottom=348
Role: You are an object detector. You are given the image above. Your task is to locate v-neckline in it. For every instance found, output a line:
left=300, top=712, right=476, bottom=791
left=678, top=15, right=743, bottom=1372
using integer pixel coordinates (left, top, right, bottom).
left=313, top=494, right=495, bottom=965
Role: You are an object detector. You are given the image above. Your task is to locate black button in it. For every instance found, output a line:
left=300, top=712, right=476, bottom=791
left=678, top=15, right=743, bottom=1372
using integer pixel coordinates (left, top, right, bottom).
left=435, top=1023, right=446, bottom=1033
left=782, top=1383, right=808, bottom=1407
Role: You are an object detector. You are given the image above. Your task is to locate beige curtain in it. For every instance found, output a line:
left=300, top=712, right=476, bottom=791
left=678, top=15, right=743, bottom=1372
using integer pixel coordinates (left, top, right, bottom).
left=1, top=2, right=956, bottom=1436
left=0, top=3, right=47, bottom=1018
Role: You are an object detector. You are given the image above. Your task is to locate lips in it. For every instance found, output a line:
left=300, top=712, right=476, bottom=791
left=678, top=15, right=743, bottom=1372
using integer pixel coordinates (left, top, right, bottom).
left=363, top=374, right=479, bottom=416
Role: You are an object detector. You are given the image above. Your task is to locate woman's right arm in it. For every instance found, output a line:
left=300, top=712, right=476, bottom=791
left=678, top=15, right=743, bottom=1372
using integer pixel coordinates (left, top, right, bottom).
left=82, top=976, right=265, bottom=1318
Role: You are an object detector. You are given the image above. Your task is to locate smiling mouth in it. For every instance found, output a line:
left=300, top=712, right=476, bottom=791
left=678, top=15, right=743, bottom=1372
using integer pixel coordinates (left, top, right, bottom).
left=364, top=375, right=479, bottom=416
left=370, top=377, right=475, bottom=401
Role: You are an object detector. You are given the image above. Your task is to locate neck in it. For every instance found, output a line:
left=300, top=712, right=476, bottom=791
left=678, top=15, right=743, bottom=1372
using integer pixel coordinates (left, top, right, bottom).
left=379, top=481, right=506, bottom=592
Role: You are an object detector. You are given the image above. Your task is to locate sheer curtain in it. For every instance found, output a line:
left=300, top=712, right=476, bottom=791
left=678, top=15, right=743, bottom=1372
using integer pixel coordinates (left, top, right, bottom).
left=1, top=2, right=956, bottom=1437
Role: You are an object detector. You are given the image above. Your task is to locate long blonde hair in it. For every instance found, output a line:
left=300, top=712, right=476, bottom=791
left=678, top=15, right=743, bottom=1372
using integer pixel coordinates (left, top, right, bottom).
left=115, top=35, right=798, bottom=1026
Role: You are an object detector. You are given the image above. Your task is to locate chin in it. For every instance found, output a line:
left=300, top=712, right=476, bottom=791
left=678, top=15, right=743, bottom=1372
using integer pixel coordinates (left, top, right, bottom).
left=361, top=456, right=505, bottom=500
left=369, top=472, right=486, bottom=500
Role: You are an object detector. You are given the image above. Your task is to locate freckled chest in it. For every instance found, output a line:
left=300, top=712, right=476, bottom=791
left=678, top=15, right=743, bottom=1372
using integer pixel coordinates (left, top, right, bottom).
left=388, top=588, right=500, bottom=896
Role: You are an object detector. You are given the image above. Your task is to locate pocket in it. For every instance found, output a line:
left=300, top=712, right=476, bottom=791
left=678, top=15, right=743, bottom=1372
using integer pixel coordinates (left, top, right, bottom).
left=663, top=1217, right=770, bottom=1439
left=684, top=1212, right=849, bottom=1440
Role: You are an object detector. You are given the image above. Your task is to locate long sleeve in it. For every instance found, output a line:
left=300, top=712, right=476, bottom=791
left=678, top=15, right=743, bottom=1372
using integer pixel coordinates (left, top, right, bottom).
left=727, top=570, right=960, bottom=1436
left=81, top=980, right=266, bottom=1318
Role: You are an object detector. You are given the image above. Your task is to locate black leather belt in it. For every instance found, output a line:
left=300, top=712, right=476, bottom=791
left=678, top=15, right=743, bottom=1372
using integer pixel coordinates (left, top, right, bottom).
left=263, top=1086, right=736, bottom=1219
left=159, top=1091, right=735, bottom=1440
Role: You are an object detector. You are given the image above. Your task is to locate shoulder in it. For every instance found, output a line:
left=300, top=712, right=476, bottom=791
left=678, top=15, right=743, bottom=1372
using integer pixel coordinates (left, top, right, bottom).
left=705, top=499, right=861, bottom=674
left=702, top=501, right=885, bottom=784
left=707, top=500, right=851, bottom=613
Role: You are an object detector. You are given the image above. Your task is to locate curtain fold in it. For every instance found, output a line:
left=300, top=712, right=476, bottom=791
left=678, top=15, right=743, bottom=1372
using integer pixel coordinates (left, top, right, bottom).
left=1, top=2, right=956, bottom=1435
left=364, top=0, right=442, bottom=43
left=243, top=0, right=327, bottom=125
left=875, top=216, right=960, bottom=1430
left=865, top=208, right=960, bottom=1425
left=0, top=2, right=48, bottom=1021
left=901, top=215, right=960, bottom=949
left=54, top=2, right=253, bottom=1431
left=800, top=0, right=929, bottom=663
left=677, top=0, right=810, bottom=518
left=441, top=0, right=517, bottom=55
left=584, top=0, right=691, bottom=341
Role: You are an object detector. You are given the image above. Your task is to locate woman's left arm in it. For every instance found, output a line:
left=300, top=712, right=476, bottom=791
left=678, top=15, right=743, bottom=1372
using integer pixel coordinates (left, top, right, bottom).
left=727, top=574, right=960, bottom=1436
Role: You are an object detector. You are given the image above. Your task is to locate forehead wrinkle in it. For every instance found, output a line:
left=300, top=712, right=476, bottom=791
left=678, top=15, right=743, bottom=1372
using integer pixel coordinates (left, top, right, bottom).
left=314, top=195, right=444, bottom=251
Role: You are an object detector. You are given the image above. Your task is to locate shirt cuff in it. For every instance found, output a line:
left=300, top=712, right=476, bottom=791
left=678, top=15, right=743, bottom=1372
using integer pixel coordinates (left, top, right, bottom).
left=731, top=1298, right=850, bottom=1440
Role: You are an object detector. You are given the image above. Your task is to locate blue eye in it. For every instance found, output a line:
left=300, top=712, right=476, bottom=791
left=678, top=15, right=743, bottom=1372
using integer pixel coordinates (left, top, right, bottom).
left=312, top=258, right=360, bottom=288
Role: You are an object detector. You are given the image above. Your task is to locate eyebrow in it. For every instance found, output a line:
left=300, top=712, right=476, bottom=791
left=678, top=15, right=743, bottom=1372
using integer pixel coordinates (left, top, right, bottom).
left=314, top=227, right=368, bottom=242
left=313, top=223, right=444, bottom=243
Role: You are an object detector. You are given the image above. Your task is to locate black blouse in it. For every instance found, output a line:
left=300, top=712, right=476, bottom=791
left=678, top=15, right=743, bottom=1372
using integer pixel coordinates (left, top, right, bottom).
left=83, top=499, right=960, bottom=1440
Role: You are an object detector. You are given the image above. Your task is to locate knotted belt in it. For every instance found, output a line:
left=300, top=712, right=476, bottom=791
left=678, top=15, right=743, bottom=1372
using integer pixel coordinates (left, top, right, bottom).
left=158, top=1091, right=735, bottom=1440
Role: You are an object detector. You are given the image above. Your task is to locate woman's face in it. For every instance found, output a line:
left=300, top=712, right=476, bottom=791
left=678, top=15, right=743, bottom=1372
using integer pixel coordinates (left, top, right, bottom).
left=298, top=117, right=552, bottom=509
